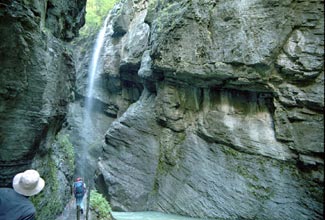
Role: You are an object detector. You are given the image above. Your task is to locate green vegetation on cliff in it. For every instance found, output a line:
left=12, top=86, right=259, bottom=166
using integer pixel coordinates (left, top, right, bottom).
left=80, top=0, right=119, bottom=36
left=31, top=133, right=75, bottom=219
left=90, top=190, right=113, bottom=220
left=57, top=133, right=75, bottom=172
left=31, top=158, right=63, bottom=219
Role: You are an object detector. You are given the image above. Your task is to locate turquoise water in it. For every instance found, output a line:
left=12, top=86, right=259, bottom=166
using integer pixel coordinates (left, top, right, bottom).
left=112, top=211, right=206, bottom=220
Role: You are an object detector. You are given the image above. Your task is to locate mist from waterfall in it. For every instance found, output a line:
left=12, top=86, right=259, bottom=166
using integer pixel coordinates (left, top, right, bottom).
left=77, top=15, right=110, bottom=178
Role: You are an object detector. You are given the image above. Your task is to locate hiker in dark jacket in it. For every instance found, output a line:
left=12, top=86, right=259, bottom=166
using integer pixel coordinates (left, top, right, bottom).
left=73, top=177, right=87, bottom=214
left=0, top=169, right=45, bottom=220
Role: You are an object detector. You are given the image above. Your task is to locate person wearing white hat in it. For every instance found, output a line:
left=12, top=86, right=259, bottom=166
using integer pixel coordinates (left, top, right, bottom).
left=0, top=169, right=45, bottom=220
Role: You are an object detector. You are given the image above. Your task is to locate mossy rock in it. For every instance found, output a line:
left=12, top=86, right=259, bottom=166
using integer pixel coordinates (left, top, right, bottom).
left=90, top=190, right=113, bottom=220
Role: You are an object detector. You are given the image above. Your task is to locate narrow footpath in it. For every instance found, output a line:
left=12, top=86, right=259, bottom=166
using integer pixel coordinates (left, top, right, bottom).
left=55, top=194, right=90, bottom=220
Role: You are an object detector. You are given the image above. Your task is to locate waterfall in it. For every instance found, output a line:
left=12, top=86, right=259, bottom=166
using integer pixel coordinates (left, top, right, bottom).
left=85, top=15, right=110, bottom=112
left=77, top=15, right=110, bottom=178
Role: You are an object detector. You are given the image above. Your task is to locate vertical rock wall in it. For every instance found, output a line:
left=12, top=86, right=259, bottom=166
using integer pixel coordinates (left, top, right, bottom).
left=0, top=0, right=86, bottom=219
left=96, top=0, right=324, bottom=219
left=65, top=0, right=148, bottom=186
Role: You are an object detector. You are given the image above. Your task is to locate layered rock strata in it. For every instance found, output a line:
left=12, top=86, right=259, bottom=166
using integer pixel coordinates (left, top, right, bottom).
left=0, top=0, right=86, bottom=218
left=95, top=0, right=324, bottom=219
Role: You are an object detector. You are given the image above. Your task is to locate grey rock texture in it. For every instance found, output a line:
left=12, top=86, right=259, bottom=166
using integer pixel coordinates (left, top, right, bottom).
left=64, top=0, right=148, bottom=185
left=95, top=0, right=324, bottom=219
left=0, top=0, right=86, bottom=219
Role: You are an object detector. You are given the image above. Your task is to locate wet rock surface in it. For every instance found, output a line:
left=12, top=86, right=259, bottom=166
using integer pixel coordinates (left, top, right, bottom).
left=94, top=0, right=324, bottom=219
left=0, top=0, right=323, bottom=219
left=0, top=0, right=86, bottom=219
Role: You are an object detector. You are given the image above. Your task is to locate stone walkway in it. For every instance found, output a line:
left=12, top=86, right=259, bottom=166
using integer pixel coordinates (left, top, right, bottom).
left=56, top=195, right=90, bottom=220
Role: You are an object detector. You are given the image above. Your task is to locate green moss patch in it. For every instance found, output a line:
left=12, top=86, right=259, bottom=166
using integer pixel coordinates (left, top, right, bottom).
left=90, top=190, right=113, bottom=220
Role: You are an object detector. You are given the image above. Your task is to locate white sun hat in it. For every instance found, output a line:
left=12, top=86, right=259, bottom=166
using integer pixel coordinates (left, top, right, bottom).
left=12, top=169, right=45, bottom=196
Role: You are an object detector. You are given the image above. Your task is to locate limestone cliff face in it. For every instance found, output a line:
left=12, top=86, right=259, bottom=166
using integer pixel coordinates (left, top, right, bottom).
left=95, top=0, right=324, bottom=219
left=0, top=0, right=86, bottom=218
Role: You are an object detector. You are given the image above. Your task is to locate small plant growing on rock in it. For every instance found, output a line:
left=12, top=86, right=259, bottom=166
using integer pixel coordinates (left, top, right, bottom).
left=57, top=133, right=75, bottom=173
left=90, top=190, right=113, bottom=220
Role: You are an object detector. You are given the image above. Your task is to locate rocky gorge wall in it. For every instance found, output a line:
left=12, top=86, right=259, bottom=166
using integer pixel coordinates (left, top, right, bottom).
left=0, top=0, right=86, bottom=219
left=0, top=0, right=322, bottom=219
left=90, top=0, right=324, bottom=219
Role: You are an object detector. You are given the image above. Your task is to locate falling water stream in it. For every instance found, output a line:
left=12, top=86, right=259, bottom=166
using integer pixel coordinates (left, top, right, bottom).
left=85, top=15, right=110, bottom=110
left=57, top=12, right=211, bottom=220
left=56, top=15, right=111, bottom=220
left=81, top=14, right=110, bottom=151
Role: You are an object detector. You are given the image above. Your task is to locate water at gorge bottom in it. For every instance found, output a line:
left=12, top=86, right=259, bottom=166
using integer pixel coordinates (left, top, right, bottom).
left=112, top=211, right=206, bottom=220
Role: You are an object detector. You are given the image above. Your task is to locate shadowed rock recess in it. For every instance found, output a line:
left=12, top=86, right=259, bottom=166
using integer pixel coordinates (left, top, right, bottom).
left=0, top=0, right=86, bottom=219
left=93, top=0, right=323, bottom=219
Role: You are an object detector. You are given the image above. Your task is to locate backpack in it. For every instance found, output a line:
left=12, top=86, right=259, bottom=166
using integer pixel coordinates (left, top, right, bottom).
left=74, top=181, right=84, bottom=196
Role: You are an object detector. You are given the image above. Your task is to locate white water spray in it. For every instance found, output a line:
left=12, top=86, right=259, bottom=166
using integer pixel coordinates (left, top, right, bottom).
left=77, top=15, right=110, bottom=178
left=85, top=15, right=110, bottom=111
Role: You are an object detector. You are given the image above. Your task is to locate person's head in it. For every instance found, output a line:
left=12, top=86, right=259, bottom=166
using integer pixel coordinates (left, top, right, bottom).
left=12, top=169, right=45, bottom=197
left=76, top=177, right=82, bottom=182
